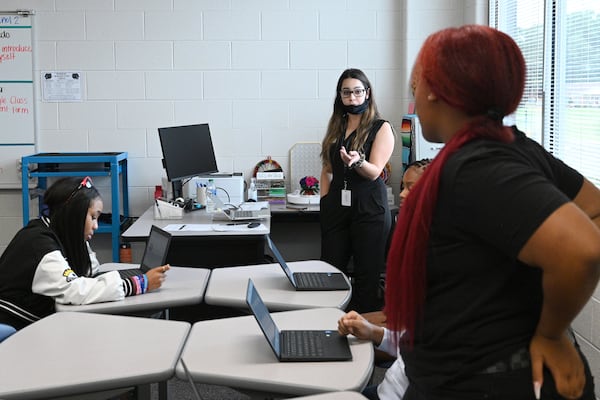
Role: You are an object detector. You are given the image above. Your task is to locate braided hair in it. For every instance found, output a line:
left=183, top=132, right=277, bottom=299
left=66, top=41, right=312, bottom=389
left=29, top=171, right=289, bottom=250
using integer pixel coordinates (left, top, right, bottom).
left=385, top=25, right=526, bottom=346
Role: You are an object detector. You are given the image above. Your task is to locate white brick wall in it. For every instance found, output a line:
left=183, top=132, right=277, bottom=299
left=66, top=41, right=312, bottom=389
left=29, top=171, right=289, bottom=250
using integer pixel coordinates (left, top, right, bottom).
left=0, top=1, right=466, bottom=256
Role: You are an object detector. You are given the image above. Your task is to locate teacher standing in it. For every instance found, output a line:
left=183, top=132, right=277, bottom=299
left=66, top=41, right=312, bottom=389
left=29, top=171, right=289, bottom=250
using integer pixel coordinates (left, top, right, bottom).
left=320, top=68, right=395, bottom=313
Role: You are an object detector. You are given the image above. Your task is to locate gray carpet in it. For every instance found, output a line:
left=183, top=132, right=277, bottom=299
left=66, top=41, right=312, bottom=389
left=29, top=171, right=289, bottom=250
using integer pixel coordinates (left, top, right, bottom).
left=150, top=365, right=387, bottom=399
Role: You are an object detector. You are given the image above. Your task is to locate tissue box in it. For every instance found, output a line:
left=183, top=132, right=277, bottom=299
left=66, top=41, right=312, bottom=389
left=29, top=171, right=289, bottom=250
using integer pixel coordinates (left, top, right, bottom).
left=154, top=199, right=183, bottom=219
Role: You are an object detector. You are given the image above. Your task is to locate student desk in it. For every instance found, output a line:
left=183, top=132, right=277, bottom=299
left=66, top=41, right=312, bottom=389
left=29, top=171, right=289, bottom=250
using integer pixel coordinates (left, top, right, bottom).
left=0, top=312, right=190, bottom=400
left=54, top=264, right=210, bottom=315
left=122, top=206, right=271, bottom=268
left=176, top=307, right=374, bottom=398
left=204, top=260, right=351, bottom=311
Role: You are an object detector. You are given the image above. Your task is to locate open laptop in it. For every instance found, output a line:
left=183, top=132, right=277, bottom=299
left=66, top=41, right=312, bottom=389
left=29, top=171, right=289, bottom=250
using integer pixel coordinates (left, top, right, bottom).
left=210, top=195, right=264, bottom=221
left=220, top=208, right=264, bottom=221
left=116, top=225, right=172, bottom=278
left=245, top=279, right=352, bottom=362
left=265, top=235, right=349, bottom=291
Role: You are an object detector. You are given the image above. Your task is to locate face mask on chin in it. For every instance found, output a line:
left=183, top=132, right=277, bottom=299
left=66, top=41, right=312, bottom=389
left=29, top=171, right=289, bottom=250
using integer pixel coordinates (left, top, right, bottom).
left=343, top=100, right=369, bottom=115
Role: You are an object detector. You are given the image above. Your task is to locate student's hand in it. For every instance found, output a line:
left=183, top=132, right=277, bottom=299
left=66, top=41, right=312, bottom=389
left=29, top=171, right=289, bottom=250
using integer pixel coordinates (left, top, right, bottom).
left=338, top=310, right=384, bottom=345
left=530, top=332, right=586, bottom=399
left=145, top=264, right=170, bottom=292
left=339, top=146, right=361, bottom=168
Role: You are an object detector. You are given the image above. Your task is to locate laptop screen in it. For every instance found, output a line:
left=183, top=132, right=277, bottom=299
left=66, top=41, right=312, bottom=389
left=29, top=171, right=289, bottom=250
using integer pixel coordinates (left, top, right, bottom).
left=140, top=225, right=172, bottom=272
left=265, top=235, right=296, bottom=286
left=246, top=279, right=281, bottom=358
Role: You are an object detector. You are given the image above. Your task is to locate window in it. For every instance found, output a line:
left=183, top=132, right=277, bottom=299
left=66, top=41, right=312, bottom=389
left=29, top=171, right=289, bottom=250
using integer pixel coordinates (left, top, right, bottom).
left=491, top=0, right=600, bottom=186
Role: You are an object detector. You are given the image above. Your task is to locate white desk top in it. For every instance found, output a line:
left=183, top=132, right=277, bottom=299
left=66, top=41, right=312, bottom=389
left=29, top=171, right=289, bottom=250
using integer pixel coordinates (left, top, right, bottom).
left=0, top=312, right=190, bottom=400
left=176, top=307, right=373, bottom=397
left=204, top=260, right=351, bottom=311
left=122, top=206, right=270, bottom=239
left=55, top=264, right=210, bottom=314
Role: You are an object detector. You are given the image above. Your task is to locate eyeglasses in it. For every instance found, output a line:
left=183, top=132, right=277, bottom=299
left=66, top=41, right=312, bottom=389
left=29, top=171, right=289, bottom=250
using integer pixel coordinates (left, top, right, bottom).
left=67, top=176, right=93, bottom=202
left=340, top=88, right=366, bottom=98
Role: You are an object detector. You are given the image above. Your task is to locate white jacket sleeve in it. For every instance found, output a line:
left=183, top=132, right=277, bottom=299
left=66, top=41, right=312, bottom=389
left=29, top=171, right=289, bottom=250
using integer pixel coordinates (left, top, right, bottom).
left=31, top=250, right=125, bottom=305
left=376, top=328, right=409, bottom=400
left=376, top=328, right=397, bottom=357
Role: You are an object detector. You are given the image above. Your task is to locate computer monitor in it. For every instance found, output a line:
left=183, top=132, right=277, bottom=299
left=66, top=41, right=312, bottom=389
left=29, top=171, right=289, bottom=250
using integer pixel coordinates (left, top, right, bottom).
left=158, top=123, right=218, bottom=199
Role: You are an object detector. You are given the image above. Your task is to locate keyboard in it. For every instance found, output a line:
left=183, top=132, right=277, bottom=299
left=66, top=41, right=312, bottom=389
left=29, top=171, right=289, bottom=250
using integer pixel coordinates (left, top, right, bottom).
left=231, top=210, right=255, bottom=218
left=117, top=268, right=144, bottom=279
left=224, top=209, right=262, bottom=220
left=282, top=330, right=324, bottom=358
left=294, top=273, right=328, bottom=289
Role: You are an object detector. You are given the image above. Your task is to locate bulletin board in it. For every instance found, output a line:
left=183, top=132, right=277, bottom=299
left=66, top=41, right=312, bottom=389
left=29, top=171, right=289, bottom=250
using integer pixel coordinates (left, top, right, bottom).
left=0, top=10, right=35, bottom=189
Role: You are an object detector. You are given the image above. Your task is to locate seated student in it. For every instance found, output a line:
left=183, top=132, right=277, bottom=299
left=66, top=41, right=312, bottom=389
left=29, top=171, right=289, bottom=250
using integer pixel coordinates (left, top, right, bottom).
left=399, top=159, right=431, bottom=206
left=0, top=177, right=169, bottom=330
left=339, top=311, right=407, bottom=400
left=338, top=159, right=431, bottom=400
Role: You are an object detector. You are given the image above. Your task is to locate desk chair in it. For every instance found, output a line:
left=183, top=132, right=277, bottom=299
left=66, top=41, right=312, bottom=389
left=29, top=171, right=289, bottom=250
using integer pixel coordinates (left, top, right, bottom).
left=0, top=323, right=16, bottom=342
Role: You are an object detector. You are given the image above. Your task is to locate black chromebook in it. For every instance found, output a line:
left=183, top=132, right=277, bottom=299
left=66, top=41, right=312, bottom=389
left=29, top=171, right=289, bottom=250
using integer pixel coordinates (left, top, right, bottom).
left=265, top=235, right=349, bottom=291
left=112, top=225, right=171, bottom=279
left=245, top=278, right=352, bottom=362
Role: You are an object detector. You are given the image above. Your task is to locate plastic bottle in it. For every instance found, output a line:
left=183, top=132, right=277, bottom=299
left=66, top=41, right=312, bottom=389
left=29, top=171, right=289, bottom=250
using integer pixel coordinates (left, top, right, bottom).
left=154, top=185, right=163, bottom=200
left=247, top=177, right=258, bottom=201
left=119, top=242, right=132, bottom=263
left=206, top=179, right=216, bottom=213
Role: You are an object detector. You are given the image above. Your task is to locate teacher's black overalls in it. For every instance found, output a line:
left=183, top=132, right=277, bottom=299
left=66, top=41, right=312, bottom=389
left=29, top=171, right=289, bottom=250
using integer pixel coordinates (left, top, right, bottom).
left=320, top=119, right=391, bottom=313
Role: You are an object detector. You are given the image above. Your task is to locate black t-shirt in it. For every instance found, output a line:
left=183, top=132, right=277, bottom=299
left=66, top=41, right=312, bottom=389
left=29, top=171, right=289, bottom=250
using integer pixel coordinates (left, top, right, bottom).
left=401, top=127, right=584, bottom=392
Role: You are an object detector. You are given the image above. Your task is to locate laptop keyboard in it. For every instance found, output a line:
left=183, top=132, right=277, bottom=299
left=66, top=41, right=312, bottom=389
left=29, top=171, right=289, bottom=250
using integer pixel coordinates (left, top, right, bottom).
left=283, top=331, right=324, bottom=357
left=117, top=268, right=143, bottom=279
left=294, top=273, right=327, bottom=289
left=232, top=210, right=255, bottom=218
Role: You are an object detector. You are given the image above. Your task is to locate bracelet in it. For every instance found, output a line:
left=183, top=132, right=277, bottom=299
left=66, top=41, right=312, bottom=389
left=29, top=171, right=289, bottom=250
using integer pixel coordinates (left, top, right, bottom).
left=348, top=153, right=365, bottom=170
left=142, top=274, right=148, bottom=293
left=133, top=275, right=141, bottom=295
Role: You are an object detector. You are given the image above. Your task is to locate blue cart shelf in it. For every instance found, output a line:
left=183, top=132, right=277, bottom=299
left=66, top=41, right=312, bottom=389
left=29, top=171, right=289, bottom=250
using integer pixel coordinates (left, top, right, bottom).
left=21, top=152, right=129, bottom=262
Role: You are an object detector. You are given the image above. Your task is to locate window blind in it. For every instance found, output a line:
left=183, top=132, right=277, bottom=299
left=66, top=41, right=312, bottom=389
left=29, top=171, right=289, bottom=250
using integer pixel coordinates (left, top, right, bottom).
left=491, top=0, right=600, bottom=187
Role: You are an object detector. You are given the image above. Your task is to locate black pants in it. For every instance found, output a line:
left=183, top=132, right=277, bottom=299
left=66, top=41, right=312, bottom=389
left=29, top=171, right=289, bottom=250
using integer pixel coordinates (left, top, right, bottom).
left=320, top=185, right=391, bottom=313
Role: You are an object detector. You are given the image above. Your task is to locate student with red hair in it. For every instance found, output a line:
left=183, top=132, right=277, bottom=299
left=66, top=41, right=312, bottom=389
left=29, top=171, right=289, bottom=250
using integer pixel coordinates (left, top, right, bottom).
left=385, top=25, right=600, bottom=399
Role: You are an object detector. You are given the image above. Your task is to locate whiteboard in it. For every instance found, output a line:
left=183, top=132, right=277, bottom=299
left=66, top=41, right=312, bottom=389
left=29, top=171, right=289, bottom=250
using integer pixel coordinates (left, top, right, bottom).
left=0, top=11, right=35, bottom=189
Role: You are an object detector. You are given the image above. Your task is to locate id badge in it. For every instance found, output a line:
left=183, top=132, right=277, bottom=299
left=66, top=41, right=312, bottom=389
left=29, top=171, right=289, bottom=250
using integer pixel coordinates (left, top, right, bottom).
left=341, top=189, right=351, bottom=207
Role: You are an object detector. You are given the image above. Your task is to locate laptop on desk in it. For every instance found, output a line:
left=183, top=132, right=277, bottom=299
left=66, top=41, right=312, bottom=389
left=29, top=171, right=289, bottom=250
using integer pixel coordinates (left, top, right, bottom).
left=210, top=195, right=265, bottom=221
left=220, top=208, right=264, bottom=221
left=265, top=235, right=349, bottom=291
left=246, top=278, right=352, bottom=362
left=113, top=225, right=172, bottom=279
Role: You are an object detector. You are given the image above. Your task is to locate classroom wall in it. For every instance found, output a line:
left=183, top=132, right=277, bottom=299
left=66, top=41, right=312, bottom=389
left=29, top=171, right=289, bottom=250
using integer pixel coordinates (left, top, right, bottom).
left=0, top=0, right=481, bottom=255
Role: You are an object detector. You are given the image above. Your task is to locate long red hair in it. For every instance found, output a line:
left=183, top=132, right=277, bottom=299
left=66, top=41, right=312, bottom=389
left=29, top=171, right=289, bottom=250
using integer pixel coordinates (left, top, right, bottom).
left=385, top=25, right=526, bottom=346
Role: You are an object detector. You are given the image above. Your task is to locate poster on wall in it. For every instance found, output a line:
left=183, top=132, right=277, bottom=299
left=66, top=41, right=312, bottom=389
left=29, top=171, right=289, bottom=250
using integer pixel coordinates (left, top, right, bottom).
left=41, top=71, right=83, bottom=102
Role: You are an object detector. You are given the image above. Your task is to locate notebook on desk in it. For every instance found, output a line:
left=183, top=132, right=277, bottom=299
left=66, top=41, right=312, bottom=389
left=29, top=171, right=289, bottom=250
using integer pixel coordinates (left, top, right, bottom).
left=245, top=278, right=352, bottom=362
left=265, top=235, right=349, bottom=291
left=115, top=225, right=172, bottom=278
